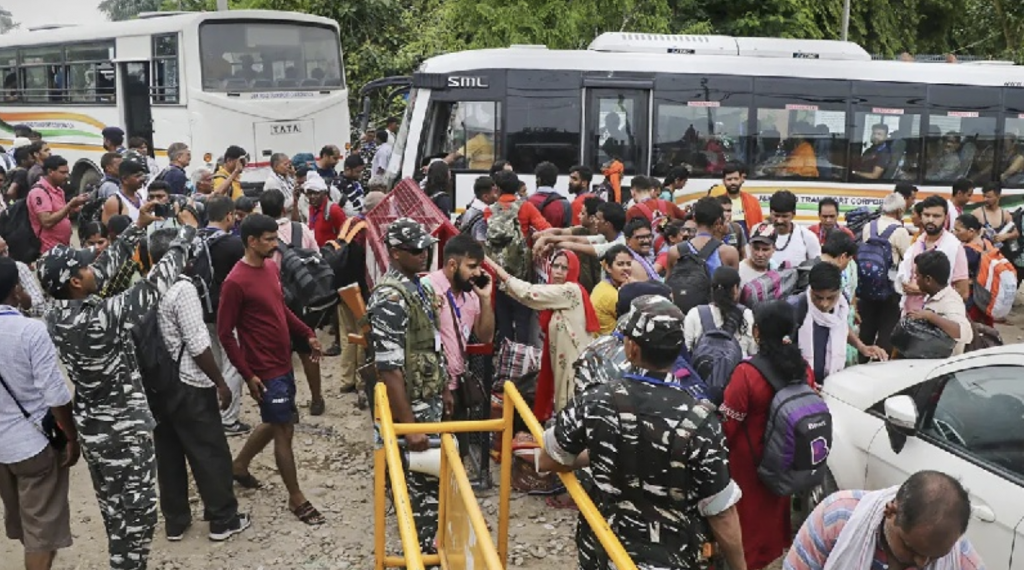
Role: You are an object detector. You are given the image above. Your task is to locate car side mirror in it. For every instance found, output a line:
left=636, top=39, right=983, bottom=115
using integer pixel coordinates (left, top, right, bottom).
left=884, top=395, right=919, bottom=453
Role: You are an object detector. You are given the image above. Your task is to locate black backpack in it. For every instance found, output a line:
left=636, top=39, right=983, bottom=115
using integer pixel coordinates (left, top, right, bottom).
left=845, top=206, right=881, bottom=239
left=188, top=228, right=230, bottom=323
left=277, top=222, right=338, bottom=328
left=76, top=182, right=112, bottom=226
left=539, top=193, right=572, bottom=227
left=131, top=298, right=187, bottom=420
left=666, top=238, right=721, bottom=315
left=320, top=218, right=367, bottom=290
left=0, top=197, right=41, bottom=264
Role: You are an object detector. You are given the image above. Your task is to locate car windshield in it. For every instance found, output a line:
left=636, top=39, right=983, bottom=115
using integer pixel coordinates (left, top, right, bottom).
left=199, top=21, right=344, bottom=92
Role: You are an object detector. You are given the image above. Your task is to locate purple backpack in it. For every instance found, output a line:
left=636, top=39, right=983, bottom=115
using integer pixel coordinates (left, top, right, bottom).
left=740, top=264, right=799, bottom=309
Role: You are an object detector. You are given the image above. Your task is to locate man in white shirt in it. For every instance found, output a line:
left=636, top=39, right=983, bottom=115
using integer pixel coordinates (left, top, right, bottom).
left=739, top=222, right=778, bottom=286
left=907, top=249, right=973, bottom=355
left=262, top=152, right=298, bottom=214
left=0, top=257, right=80, bottom=569
left=149, top=229, right=251, bottom=542
left=371, top=129, right=392, bottom=178
left=768, top=190, right=821, bottom=267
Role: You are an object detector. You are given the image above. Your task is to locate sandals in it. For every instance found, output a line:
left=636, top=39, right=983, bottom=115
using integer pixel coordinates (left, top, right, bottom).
left=292, top=501, right=326, bottom=526
left=310, top=398, right=326, bottom=416
left=232, top=472, right=262, bottom=489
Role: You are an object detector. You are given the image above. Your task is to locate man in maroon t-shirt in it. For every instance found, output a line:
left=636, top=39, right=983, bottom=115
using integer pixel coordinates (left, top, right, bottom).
left=217, top=213, right=326, bottom=526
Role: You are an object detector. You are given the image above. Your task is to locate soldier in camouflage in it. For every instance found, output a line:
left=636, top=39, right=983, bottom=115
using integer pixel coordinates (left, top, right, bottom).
left=39, top=201, right=198, bottom=570
left=366, top=217, right=450, bottom=555
left=538, top=296, right=748, bottom=570
left=573, top=282, right=707, bottom=401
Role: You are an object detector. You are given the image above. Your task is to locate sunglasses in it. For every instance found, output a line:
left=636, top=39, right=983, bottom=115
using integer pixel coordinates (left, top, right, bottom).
left=398, top=246, right=427, bottom=255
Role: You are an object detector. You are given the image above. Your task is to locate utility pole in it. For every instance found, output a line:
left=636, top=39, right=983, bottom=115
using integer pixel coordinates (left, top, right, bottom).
left=841, top=0, right=851, bottom=41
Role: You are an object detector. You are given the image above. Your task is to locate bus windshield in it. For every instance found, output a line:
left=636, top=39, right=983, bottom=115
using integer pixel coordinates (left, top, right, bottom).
left=199, top=21, right=344, bottom=92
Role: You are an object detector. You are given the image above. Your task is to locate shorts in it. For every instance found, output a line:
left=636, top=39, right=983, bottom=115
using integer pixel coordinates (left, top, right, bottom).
left=0, top=446, right=72, bottom=552
left=291, top=333, right=312, bottom=355
left=259, top=371, right=298, bottom=425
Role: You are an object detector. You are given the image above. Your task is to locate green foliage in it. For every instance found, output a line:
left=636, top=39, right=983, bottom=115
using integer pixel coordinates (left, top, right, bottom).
left=0, top=4, right=18, bottom=34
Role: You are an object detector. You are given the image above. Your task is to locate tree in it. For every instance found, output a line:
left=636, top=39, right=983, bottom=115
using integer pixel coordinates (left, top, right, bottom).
left=98, top=0, right=164, bottom=20
left=0, top=4, right=18, bottom=34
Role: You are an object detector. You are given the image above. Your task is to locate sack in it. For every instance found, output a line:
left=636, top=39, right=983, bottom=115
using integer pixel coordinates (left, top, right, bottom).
left=277, top=222, right=338, bottom=328
left=746, top=355, right=832, bottom=496
left=666, top=239, right=721, bottom=315
left=485, top=201, right=531, bottom=280
left=188, top=228, right=230, bottom=323
left=131, top=304, right=187, bottom=418
left=0, top=197, right=41, bottom=264
left=845, top=206, right=881, bottom=238
left=968, top=242, right=1018, bottom=320
left=856, top=220, right=899, bottom=301
left=495, top=338, right=541, bottom=381
left=0, top=371, right=68, bottom=451
left=740, top=267, right=800, bottom=309
left=538, top=193, right=572, bottom=228
left=966, top=322, right=1003, bottom=353
left=690, top=305, right=745, bottom=406
left=891, top=317, right=957, bottom=359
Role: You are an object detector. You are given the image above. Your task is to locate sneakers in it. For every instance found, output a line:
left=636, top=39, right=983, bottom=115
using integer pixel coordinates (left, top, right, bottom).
left=322, top=343, right=341, bottom=357
left=223, top=421, right=252, bottom=437
left=166, top=521, right=191, bottom=542
left=209, top=513, right=252, bottom=542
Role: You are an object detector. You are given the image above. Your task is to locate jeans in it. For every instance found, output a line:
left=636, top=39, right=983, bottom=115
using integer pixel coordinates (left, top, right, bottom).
left=207, top=323, right=245, bottom=426
left=858, top=293, right=902, bottom=361
left=495, top=289, right=533, bottom=346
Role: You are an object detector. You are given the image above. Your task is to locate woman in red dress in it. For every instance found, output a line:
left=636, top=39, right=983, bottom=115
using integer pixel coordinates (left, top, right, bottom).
left=719, top=300, right=816, bottom=570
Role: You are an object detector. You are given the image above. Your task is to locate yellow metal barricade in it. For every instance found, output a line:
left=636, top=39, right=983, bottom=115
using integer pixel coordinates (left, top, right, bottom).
left=373, top=381, right=637, bottom=570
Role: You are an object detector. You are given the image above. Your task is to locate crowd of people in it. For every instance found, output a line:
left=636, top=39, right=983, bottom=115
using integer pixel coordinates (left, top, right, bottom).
left=0, top=117, right=1008, bottom=570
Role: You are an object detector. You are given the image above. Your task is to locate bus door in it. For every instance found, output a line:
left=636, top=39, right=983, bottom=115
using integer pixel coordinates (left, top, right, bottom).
left=584, top=78, right=653, bottom=180
left=119, top=61, right=154, bottom=154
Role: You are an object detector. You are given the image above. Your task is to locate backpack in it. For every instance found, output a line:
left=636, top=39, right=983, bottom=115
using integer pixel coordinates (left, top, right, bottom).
left=666, top=238, right=721, bottom=315
left=485, top=201, right=531, bottom=280
left=131, top=299, right=187, bottom=419
left=845, top=206, right=881, bottom=238
left=538, top=193, right=572, bottom=228
left=740, top=266, right=800, bottom=309
left=635, top=199, right=670, bottom=233
left=277, top=222, right=338, bottom=328
left=745, top=354, right=832, bottom=496
left=76, top=182, right=114, bottom=226
left=455, top=207, right=485, bottom=236
left=855, top=220, right=899, bottom=301
left=321, top=217, right=367, bottom=290
left=967, top=241, right=1018, bottom=320
left=691, top=304, right=745, bottom=406
left=0, top=196, right=41, bottom=264
left=188, top=228, right=230, bottom=323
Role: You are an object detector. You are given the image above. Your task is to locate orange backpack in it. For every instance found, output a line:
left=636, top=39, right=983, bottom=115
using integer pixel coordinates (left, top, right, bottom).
left=967, top=241, right=1018, bottom=320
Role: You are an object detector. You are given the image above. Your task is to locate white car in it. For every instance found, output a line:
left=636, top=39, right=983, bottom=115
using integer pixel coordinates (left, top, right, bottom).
left=803, top=345, right=1024, bottom=570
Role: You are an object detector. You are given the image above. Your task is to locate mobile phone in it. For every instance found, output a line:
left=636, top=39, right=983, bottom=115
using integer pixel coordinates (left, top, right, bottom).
left=152, top=202, right=171, bottom=218
left=471, top=274, right=491, bottom=289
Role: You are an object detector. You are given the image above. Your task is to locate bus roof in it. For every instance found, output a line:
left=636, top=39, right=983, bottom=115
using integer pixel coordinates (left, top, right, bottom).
left=418, top=45, right=1024, bottom=88
left=0, top=9, right=339, bottom=48
left=588, top=32, right=873, bottom=61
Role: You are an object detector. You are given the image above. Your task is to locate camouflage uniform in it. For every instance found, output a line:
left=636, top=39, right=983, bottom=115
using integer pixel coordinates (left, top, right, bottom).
left=39, top=223, right=197, bottom=570
left=545, top=297, right=741, bottom=570
left=366, top=218, right=446, bottom=554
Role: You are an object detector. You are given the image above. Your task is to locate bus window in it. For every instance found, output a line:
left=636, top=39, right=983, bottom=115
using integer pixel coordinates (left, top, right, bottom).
left=851, top=82, right=926, bottom=183
left=152, top=34, right=179, bottom=104
left=925, top=85, right=999, bottom=184
left=1000, top=118, right=1024, bottom=188
left=586, top=89, right=648, bottom=175
left=506, top=70, right=582, bottom=173
left=199, top=21, right=343, bottom=91
left=751, top=77, right=850, bottom=182
left=422, top=100, right=500, bottom=171
left=652, top=75, right=752, bottom=178
left=66, top=42, right=115, bottom=104
left=20, top=45, right=62, bottom=102
left=0, top=49, right=16, bottom=102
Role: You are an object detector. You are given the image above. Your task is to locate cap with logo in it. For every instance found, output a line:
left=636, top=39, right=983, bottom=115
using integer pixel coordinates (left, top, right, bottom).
left=748, top=222, right=778, bottom=246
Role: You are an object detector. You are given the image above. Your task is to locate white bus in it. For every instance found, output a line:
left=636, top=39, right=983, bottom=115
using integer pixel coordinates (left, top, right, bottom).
left=388, top=33, right=1024, bottom=221
left=0, top=9, right=348, bottom=195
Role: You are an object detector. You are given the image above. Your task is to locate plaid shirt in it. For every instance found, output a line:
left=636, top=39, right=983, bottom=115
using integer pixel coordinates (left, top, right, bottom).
left=157, top=278, right=213, bottom=388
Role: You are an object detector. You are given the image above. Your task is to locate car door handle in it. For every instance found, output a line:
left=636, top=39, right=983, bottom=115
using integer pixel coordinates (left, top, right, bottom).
left=971, top=505, right=996, bottom=523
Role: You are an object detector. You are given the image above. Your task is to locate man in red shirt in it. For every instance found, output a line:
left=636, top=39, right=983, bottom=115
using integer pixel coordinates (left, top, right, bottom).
left=568, top=164, right=595, bottom=226
left=302, top=174, right=346, bottom=246
left=808, top=197, right=856, bottom=244
left=625, top=175, right=686, bottom=225
left=28, top=156, right=88, bottom=254
left=526, top=161, right=572, bottom=228
left=217, top=213, right=326, bottom=526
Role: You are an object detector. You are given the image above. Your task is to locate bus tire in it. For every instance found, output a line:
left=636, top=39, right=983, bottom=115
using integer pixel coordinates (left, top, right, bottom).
left=72, top=163, right=101, bottom=198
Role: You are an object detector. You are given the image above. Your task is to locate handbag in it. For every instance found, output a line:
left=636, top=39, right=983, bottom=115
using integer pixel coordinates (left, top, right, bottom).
left=446, top=291, right=488, bottom=410
left=495, top=337, right=541, bottom=382
left=0, top=371, right=68, bottom=451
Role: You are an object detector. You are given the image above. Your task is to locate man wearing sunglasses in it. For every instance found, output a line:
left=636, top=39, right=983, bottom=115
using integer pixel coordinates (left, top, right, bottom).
left=366, top=217, right=448, bottom=556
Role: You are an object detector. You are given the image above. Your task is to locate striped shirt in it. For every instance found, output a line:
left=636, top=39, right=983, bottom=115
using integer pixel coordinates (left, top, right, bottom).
left=785, top=490, right=985, bottom=570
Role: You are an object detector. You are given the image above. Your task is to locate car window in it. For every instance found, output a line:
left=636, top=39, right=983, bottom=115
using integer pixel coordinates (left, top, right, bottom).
left=921, top=365, right=1024, bottom=479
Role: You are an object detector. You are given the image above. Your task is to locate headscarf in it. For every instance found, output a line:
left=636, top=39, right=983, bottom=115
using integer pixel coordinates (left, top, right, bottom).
left=535, top=250, right=601, bottom=420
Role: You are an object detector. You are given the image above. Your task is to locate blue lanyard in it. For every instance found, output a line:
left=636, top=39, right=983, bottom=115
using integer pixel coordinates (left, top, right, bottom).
left=414, top=281, right=436, bottom=326
left=0, top=310, right=19, bottom=317
left=445, top=289, right=462, bottom=322
left=623, top=373, right=677, bottom=388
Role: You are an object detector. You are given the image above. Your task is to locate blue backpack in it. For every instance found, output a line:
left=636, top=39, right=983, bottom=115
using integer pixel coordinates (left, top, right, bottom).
left=856, top=220, right=899, bottom=301
left=691, top=304, right=745, bottom=406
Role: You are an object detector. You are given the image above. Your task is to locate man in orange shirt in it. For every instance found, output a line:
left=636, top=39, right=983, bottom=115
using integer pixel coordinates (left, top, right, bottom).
left=708, top=162, right=763, bottom=237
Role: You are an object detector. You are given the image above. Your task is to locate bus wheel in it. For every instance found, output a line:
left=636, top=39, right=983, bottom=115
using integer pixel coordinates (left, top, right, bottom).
left=77, top=168, right=101, bottom=196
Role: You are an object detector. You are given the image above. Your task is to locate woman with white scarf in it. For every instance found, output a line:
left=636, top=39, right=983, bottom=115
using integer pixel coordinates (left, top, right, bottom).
left=786, top=469, right=984, bottom=570
left=793, top=263, right=887, bottom=384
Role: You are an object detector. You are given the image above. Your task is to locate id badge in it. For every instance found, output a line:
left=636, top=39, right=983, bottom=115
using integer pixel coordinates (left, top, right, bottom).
left=434, top=332, right=442, bottom=353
